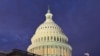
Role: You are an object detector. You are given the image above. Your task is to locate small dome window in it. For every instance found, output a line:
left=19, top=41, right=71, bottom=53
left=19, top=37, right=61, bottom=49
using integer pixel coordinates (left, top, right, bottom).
left=47, top=36, right=49, bottom=41
left=45, top=26, right=47, bottom=28
left=54, top=36, right=56, bottom=41
left=57, top=37, right=59, bottom=41
left=60, top=38, right=62, bottom=42
left=51, top=36, right=53, bottom=40
left=44, top=37, right=46, bottom=41
left=40, top=27, right=42, bottom=29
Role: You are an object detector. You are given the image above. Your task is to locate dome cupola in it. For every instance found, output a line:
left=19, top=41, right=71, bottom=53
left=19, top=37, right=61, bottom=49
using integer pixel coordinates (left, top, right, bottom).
left=45, top=6, right=53, bottom=22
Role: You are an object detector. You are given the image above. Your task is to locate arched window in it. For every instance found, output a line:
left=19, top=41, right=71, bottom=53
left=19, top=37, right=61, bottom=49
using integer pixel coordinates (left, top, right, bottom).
left=41, top=27, right=42, bottom=29
left=51, top=36, right=53, bottom=41
left=47, top=36, right=49, bottom=41
left=54, top=36, right=56, bottom=41
left=45, top=26, right=47, bottom=28
left=60, top=38, right=62, bottom=42
left=57, top=37, right=59, bottom=41
left=44, top=37, right=46, bottom=41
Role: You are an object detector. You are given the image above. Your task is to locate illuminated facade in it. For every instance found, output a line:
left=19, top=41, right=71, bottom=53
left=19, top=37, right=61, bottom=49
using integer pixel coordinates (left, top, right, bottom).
left=27, top=7, right=72, bottom=56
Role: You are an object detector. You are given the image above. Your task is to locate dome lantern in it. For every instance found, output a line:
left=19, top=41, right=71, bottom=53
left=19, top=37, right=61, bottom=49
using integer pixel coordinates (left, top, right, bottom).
left=45, top=6, right=53, bottom=22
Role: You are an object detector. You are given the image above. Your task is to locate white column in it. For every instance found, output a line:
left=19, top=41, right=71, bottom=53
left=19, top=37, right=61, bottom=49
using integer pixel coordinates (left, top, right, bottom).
left=42, top=46, right=44, bottom=56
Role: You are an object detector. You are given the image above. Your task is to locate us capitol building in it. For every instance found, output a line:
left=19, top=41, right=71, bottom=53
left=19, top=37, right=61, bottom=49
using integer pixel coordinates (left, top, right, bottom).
left=27, top=7, right=72, bottom=56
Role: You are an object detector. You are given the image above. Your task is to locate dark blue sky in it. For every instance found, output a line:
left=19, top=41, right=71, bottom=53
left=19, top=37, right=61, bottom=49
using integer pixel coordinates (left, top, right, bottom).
left=0, top=0, right=100, bottom=56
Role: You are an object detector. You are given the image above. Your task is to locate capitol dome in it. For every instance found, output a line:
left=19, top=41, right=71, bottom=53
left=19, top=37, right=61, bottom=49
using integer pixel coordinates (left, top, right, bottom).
left=27, top=7, right=72, bottom=56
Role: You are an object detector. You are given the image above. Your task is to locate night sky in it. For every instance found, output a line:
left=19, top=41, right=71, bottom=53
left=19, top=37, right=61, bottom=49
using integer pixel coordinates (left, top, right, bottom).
left=0, top=0, right=100, bottom=56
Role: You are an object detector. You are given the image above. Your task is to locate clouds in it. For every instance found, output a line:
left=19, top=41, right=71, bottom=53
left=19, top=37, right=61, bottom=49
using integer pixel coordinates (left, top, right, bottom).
left=0, top=0, right=100, bottom=56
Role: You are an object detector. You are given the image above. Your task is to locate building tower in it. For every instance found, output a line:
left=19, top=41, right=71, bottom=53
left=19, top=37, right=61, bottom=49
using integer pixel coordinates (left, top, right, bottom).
left=27, top=7, right=72, bottom=56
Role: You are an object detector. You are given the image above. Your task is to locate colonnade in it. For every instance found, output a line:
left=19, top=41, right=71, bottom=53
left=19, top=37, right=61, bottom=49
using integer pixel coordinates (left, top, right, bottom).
left=30, top=46, right=70, bottom=56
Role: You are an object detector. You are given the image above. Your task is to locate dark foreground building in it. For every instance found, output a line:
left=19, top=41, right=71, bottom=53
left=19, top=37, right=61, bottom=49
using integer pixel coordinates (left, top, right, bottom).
left=0, top=49, right=40, bottom=56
